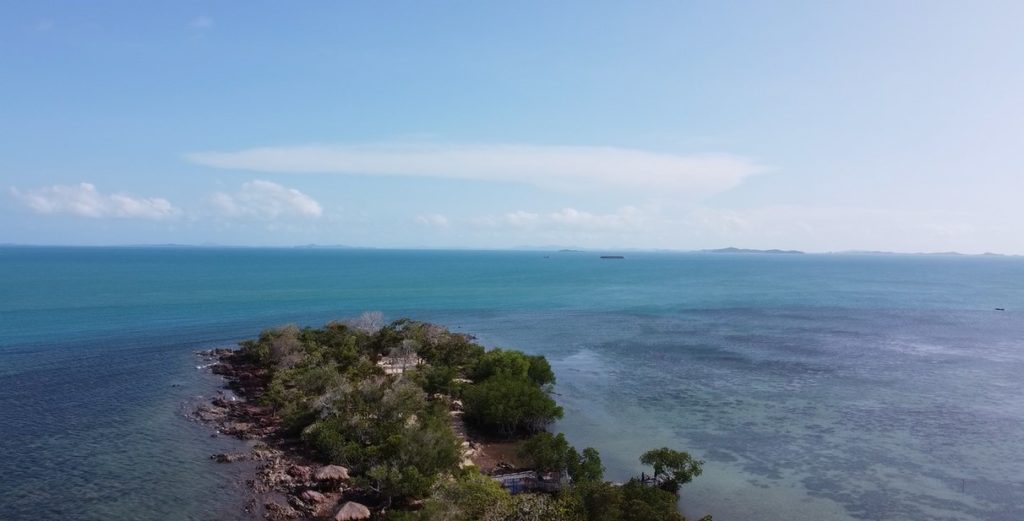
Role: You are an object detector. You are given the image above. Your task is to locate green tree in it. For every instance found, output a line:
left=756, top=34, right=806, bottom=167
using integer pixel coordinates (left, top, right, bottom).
left=639, top=447, right=704, bottom=494
left=302, top=379, right=461, bottom=504
left=462, top=375, right=563, bottom=435
left=421, top=470, right=513, bottom=521
left=419, top=364, right=458, bottom=395
left=570, top=481, right=623, bottom=521
left=519, top=434, right=603, bottom=483
left=525, top=355, right=556, bottom=387
left=620, top=480, right=685, bottom=521
left=568, top=447, right=604, bottom=483
left=471, top=350, right=556, bottom=387
left=519, top=432, right=573, bottom=473
left=483, top=493, right=583, bottom=521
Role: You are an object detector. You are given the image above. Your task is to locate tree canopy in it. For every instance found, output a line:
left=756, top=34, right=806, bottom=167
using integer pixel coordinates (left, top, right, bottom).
left=462, top=374, right=563, bottom=435
left=237, top=317, right=706, bottom=520
left=639, top=448, right=705, bottom=494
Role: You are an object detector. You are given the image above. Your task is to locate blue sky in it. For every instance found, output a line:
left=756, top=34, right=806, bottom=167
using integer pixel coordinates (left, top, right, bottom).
left=2, top=1, right=1022, bottom=252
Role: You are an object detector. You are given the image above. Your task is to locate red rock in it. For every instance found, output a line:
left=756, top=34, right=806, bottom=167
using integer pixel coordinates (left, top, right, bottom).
left=299, top=489, right=327, bottom=504
left=287, top=464, right=313, bottom=481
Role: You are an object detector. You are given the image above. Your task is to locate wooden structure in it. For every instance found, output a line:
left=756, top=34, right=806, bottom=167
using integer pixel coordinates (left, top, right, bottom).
left=377, top=354, right=423, bottom=375
left=492, top=469, right=569, bottom=494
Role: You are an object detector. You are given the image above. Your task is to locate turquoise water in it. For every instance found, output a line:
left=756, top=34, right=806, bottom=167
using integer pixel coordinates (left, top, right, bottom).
left=1, top=247, right=1022, bottom=520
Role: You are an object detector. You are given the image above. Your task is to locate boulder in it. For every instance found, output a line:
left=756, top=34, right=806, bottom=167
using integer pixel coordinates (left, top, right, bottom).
left=287, top=464, right=313, bottom=482
left=265, top=501, right=301, bottom=520
left=299, top=489, right=327, bottom=504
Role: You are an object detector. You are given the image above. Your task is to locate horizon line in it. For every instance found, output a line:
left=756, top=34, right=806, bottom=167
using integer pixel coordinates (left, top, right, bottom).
left=0, top=243, right=1019, bottom=257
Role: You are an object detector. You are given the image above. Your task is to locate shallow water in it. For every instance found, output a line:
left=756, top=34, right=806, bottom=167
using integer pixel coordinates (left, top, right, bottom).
left=1, top=247, right=1022, bottom=520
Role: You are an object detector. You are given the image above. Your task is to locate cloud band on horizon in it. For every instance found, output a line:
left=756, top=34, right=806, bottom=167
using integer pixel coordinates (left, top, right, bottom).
left=186, top=142, right=765, bottom=198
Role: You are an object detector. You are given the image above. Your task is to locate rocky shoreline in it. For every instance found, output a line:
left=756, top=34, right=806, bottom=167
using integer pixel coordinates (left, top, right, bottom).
left=187, top=320, right=703, bottom=521
left=191, top=349, right=371, bottom=521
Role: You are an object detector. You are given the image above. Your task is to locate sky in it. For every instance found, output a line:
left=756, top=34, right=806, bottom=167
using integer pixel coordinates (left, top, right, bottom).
left=2, top=1, right=1022, bottom=253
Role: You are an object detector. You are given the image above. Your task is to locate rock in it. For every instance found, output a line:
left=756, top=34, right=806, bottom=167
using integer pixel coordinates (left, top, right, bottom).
left=249, top=442, right=282, bottom=459
left=265, top=501, right=301, bottom=520
left=194, top=405, right=228, bottom=422
left=299, top=489, right=327, bottom=504
left=287, top=464, right=313, bottom=482
left=211, top=452, right=246, bottom=463
left=257, top=459, right=294, bottom=490
left=211, top=363, right=233, bottom=376
left=221, top=421, right=253, bottom=438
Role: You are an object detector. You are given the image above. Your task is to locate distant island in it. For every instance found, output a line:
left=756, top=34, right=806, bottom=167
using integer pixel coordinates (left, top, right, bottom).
left=1, top=244, right=1019, bottom=257
left=195, top=315, right=708, bottom=521
left=700, top=247, right=804, bottom=254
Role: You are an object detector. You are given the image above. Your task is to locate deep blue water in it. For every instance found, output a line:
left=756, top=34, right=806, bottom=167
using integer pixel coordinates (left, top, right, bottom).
left=1, top=247, right=1022, bottom=520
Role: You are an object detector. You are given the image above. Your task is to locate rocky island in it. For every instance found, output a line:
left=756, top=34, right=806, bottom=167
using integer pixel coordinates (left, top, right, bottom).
left=194, top=314, right=708, bottom=521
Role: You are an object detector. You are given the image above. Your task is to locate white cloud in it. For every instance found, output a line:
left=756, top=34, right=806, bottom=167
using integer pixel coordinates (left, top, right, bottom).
left=10, top=182, right=178, bottom=220
left=477, top=206, right=647, bottom=232
left=189, top=16, right=213, bottom=30
left=209, top=180, right=322, bottom=220
left=415, top=214, right=450, bottom=228
left=678, top=205, right=989, bottom=252
left=186, top=142, right=764, bottom=199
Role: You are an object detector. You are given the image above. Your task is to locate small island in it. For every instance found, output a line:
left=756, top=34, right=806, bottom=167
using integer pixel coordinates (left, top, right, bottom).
left=195, top=314, right=708, bottom=521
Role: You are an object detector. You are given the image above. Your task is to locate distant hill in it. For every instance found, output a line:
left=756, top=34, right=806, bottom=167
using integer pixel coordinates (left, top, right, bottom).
left=292, top=244, right=362, bottom=249
left=833, top=250, right=1016, bottom=257
left=701, top=247, right=804, bottom=254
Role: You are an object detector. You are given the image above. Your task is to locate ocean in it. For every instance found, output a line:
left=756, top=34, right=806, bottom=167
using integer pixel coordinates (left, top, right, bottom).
left=1, top=247, right=1022, bottom=521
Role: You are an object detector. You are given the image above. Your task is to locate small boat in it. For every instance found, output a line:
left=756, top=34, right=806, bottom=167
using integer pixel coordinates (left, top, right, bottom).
left=995, top=308, right=1006, bottom=311
left=599, top=255, right=625, bottom=259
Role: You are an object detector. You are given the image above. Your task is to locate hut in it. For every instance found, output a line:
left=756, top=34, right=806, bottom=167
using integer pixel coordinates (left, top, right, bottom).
left=315, top=465, right=350, bottom=482
left=334, top=501, right=371, bottom=521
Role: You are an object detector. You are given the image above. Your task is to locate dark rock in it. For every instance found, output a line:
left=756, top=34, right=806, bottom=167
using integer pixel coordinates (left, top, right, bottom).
left=194, top=405, right=228, bottom=422
left=222, top=421, right=253, bottom=438
left=265, top=501, right=301, bottom=520
left=211, top=452, right=247, bottom=463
